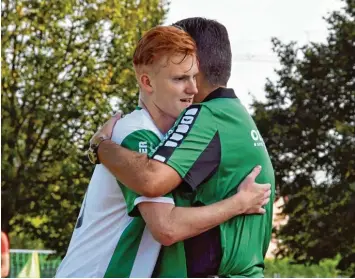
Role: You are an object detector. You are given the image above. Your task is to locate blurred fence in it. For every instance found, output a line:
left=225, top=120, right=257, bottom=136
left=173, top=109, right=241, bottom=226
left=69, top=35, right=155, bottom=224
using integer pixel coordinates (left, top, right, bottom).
left=8, top=249, right=341, bottom=278
left=9, top=249, right=61, bottom=278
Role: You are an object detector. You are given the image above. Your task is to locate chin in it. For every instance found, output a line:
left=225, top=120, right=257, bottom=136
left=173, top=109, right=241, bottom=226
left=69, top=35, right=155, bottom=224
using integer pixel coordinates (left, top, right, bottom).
left=182, top=102, right=192, bottom=109
left=174, top=109, right=184, bottom=118
left=171, top=110, right=182, bottom=118
left=166, top=108, right=180, bottom=119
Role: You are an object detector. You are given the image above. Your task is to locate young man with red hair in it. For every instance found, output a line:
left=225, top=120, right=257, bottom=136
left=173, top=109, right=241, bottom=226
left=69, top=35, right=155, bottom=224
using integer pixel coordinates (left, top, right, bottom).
left=56, top=26, right=270, bottom=278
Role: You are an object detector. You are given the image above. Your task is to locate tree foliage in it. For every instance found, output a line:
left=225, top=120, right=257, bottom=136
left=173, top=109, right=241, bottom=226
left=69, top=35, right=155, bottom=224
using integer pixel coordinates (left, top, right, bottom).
left=252, top=0, right=355, bottom=275
left=1, top=0, right=168, bottom=255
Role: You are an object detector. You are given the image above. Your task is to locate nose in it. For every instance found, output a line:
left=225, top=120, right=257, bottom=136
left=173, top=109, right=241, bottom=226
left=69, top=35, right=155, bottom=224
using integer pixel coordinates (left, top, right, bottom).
left=186, top=79, right=198, bottom=95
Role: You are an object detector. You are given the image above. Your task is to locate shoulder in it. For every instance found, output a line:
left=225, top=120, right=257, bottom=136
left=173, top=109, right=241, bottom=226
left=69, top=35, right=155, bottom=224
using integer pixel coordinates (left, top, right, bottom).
left=111, top=109, right=162, bottom=145
left=170, top=104, right=213, bottom=131
left=171, top=104, right=215, bottom=133
left=180, top=103, right=213, bottom=118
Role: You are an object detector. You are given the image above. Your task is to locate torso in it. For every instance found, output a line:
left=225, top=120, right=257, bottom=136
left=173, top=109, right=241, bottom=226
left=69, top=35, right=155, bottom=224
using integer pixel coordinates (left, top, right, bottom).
left=56, top=109, right=168, bottom=278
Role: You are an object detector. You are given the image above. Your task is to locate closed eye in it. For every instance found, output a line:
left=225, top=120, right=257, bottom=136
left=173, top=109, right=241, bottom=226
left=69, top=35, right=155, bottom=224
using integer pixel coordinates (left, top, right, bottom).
left=173, top=75, right=190, bottom=81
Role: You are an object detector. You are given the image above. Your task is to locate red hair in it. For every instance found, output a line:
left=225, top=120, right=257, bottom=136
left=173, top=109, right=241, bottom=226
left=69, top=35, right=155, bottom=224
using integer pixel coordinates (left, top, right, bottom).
left=133, top=26, right=197, bottom=68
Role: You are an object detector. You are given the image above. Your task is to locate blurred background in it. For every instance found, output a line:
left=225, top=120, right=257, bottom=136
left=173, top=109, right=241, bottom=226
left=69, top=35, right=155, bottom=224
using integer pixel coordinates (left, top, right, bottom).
left=1, top=0, right=354, bottom=277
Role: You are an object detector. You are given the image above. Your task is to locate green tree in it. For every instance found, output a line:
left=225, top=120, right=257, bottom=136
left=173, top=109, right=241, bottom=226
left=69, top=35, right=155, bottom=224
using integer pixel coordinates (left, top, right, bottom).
left=252, top=0, right=354, bottom=275
left=1, top=0, right=168, bottom=256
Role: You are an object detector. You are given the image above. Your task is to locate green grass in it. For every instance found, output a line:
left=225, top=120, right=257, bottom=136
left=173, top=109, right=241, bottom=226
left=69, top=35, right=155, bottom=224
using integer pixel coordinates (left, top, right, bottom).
left=264, top=257, right=341, bottom=278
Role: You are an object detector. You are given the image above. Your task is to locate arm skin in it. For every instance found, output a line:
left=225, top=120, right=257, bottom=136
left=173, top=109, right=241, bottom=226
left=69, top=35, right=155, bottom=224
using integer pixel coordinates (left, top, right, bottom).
left=139, top=197, right=244, bottom=246
left=98, top=140, right=181, bottom=197
left=137, top=165, right=271, bottom=246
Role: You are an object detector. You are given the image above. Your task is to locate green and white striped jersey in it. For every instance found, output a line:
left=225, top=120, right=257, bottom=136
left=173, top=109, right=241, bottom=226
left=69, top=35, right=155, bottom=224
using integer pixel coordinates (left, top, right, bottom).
left=56, top=108, right=185, bottom=278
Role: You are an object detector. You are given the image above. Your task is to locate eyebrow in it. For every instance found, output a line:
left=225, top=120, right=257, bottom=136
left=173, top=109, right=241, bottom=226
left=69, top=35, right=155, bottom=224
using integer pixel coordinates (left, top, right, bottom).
left=173, top=74, right=191, bottom=79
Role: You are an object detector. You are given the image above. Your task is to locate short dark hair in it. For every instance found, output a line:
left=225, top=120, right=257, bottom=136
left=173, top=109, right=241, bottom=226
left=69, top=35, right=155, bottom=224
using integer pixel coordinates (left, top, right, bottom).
left=173, top=17, right=232, bottom=86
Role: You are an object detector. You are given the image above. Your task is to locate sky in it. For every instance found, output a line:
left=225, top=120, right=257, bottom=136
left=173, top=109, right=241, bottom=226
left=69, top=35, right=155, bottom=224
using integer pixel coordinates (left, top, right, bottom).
left=164, top=0, right=344, bottom=110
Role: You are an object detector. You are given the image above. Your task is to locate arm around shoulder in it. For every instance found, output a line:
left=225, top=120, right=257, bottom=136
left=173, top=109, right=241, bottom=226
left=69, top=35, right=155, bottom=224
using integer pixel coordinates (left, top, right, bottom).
left=98, top=138, right=182, bottom=197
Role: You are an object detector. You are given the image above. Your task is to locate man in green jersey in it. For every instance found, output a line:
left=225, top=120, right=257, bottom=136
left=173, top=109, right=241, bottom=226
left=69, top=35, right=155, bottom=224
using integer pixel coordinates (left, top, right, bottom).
left=92, top=18, right=276, bottom=277
left=58, top=25, right=270, bottom=278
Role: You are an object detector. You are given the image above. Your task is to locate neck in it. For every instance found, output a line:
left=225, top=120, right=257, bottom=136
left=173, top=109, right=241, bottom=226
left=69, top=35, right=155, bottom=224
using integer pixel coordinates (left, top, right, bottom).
left=196, top=83, right=224, bottom=103
left=140, top=99, right=176, bottom=134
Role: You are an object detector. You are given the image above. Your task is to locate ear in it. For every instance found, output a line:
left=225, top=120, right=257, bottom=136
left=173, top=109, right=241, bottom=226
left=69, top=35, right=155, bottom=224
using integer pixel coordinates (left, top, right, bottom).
left=140, top=73, right=153, bottom=94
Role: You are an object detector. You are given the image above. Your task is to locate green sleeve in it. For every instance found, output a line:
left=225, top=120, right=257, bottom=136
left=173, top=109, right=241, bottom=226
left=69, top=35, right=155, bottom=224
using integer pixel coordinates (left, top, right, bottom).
left=150, top=104, right=221, bottom=191
left=119, top=129, right=174, bottom=217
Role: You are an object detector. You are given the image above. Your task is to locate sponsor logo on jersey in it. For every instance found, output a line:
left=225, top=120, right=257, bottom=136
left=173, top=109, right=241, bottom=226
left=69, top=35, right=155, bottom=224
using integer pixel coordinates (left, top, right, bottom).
left=251, top=129, right=265, bottom=147
left=152, top=106, right=201, bottom=163
left=139, top=141, right=148, bottom=153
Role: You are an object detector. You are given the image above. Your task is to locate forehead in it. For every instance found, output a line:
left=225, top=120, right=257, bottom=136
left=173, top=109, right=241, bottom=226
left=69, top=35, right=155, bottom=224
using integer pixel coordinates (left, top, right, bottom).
left=156, top=54, right=199, bottom=76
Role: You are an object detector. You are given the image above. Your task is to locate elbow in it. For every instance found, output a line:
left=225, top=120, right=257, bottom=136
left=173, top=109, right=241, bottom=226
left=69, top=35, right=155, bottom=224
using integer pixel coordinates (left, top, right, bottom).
left=153, top=233, right=175, bottom=247
left=151, top=225, right=178, bottom=246
left=139, top=178, right=164, bottom=198
left=140, top=187, right=160, bottom=198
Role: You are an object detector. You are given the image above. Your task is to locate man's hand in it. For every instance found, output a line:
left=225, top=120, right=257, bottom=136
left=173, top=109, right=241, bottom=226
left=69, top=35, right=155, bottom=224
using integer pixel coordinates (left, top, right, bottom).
left=234, top=166, right=272, bottom=215
left=90, top=112, right=122, bottom=146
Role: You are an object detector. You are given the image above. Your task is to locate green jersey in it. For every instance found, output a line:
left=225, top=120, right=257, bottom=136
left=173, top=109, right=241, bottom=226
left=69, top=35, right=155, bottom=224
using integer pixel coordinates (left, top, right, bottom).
left=151, top=87, right=276, bottom=277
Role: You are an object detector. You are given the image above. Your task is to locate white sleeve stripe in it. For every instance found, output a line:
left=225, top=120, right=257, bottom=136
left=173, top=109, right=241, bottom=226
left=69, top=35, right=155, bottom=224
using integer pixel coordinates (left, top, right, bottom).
left=134, top=196, right=175, bottom=206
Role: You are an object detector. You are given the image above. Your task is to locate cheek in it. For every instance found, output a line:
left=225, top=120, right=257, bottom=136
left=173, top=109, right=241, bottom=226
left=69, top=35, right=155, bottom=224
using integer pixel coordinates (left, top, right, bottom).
left=154, top=85, right=174, bottom=107
left=154, top=80, right=183, bottom=109
left=168, top=82, right=184, bottom=98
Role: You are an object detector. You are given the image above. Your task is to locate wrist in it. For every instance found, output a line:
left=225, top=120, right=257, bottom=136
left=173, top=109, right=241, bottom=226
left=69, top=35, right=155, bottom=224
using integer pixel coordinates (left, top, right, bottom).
left=88, top=136, right=110, bottom=164
left=232, top=192, right=247, bottom=215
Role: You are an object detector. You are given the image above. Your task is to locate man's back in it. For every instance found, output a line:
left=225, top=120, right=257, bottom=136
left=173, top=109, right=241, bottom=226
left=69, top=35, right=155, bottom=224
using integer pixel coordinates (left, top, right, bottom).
left=152, top=87, right=275, bottom=277
left=197, top=90, right=275, bottom=277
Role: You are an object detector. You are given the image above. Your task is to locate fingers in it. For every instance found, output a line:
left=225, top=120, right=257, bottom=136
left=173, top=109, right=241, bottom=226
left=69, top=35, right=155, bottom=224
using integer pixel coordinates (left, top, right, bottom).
left=260, top=183, right=271, bottom=191
left=90, top=112, right=122, bottom=145
left=262, top=198, right=270, bottom=206
left=258, top=208, right=266, bottom=214
left=246, top=165, right=262, bottom=181
left=107, top=113, right=121, bottom=138
left=106, top=115, right=119, bottom=128
left=264, top=189, right=271, bottom=199
left=100, top=113, right=122, bottom=139
left=112, top=112, right=122, bottom=120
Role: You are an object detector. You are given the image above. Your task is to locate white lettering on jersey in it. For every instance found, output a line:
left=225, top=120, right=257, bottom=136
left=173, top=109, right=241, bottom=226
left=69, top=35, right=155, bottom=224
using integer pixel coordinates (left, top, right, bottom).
left=139, top=141, right=148, bottom=153
left=251, top=129, right=265, bottom=147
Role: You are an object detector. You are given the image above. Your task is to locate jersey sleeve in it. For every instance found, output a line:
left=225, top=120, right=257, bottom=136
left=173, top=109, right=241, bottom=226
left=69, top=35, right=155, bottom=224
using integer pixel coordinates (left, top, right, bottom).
left=150, top=104, right=221, bottom=191
left=119, top=129, right=175, bottom=217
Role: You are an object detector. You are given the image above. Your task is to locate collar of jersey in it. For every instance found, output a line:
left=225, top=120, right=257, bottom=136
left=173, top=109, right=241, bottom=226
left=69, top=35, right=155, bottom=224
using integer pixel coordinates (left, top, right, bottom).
left=202, top=87, right=237, bottom=103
